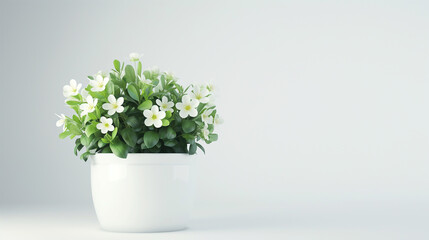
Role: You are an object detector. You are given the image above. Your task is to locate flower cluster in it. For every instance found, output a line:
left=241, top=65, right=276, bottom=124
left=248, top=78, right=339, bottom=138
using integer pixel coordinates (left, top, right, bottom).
left=57, top=53, right=222, bottom=161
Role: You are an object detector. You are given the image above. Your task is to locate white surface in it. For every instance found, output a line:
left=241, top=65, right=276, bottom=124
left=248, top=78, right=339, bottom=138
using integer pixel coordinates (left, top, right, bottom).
left=1, top=1, right=428, bottom=239
left=91, top=154, right=195, bottom=232
left=1, top=204, right=428, bottom=240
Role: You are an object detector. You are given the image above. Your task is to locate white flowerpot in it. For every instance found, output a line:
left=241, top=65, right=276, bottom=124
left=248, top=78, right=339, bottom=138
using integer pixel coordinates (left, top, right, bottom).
left=90, top=153, right=195, bottom=232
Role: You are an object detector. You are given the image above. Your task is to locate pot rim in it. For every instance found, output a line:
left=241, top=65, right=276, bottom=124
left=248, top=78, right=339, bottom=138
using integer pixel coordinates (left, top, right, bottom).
left=91, top=153, right=196, bottom=165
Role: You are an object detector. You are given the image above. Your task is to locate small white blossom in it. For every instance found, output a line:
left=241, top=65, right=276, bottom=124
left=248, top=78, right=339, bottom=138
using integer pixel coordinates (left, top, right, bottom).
left=149, top=66, right=160, bottom=76
left=214, top=114, right=223, bottom=125
left=156, top=96, right=174, bottom=112
left=153, top=82, right=163, bottom=93
left=202, top=125, right=210, bottom=140
left=140, top=75, right=151, bottom=84
left=102, top=95, right=124, bottom=115
left=96, top=117, right=114, bottom=134
left=164, top=71, right=177, bottom=82
left=206, top=82, right=215, bottom=92
left=63, top=79, right=82, bottom=98
left=143, top=105, right=166, bottom=128
left=129, top=52, right=142, bottom=62
left=80, top=89, right=89, bottom=99
left=206, top=94, right=216, bottom=107
left=201, top=109, right=214, bottom=125
left=190, top=85, right=210, bottom=103
left=176, top=95, right=199, bottom=118
left=56, top=114, right=66, bottom=131
left=89, top=75, right=109, bottom=92
left=79, top=96, right=98, bottom=116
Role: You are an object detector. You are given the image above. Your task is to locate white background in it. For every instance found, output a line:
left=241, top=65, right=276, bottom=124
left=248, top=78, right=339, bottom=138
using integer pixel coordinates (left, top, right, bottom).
left=1, top=0, right=428, bottom=239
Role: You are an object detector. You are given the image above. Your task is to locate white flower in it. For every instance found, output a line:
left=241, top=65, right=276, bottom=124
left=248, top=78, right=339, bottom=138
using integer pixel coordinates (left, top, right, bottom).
left=201, top=109, right=214, bottom=125
left=214, top=114, right=223, bottom=125
left=153, top=82, right=163, bottom=93
left=96, top=117, right=114, bottom=134
left=143, top=105, right=166, bottom=128
left=63, top=79, right=82, bottom=98
left=202, top=125, right=210, bottom=140
left=149, top=66, right=160, bottom=76
left=79, top=96, right=98, bottom=116
left=206, top=94, right=216, bottom=107
left=102, top=95, right=124, bottom=115
left=176, top=95, right=199, bottom=118
left=190, top=85, right=210, bottom=103
left=56, top=114, right=66, bottom=131
left=80, top=89, right=89, bottom=99
left=206, top=82, right=215, bottom=92
left=164, top=71, right=177, bottom=82
left=156, top=96, right=174, bottom=112
left=89, top=75, right=109, bottom=92
left=129, top=52, right=142, bottom=62
left=140, top=75, right=151, bottom=84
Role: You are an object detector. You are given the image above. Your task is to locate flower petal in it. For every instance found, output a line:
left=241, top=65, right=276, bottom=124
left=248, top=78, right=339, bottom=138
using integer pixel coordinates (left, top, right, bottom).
left=189, top=109, right=198, bottom=117
left=117, top=97, right=124, bottom=105
left=108, top=95, right=116, bottom=104
left=106, top=118, right=113, bottom=125
left=154, top=120, right=162, bottom=128
left=156, top=99, right=162, bottom=106
left=179, top=110, right=188, bottom=118
left=102, top=103, right=112, bottom=110
left=143, top=109, right=152, bottom=118
left=157, top=111, right=166, bottom=119
left=144, top=118, right=153, bottom=127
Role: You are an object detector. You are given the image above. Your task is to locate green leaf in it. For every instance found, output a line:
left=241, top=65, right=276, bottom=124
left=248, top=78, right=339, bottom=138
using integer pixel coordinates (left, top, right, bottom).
left=182, top=120, right=196, bottom=133
left=110, top=138, right=128, bottom=158
left=98, top=140, right=107, bottom=148
left=121, top=128, right=137, bottom=147
left=110, top=73, right=126, bottom=89
left=165, top=111, right=172, bottom=119
left=67, top=123, right=82, bottom=135
left=59, top=131, right=71, bottom=139
left=196, top=142, right=205, bottom=154
left=124, top=65, right=136, bottom=83
left=189, top=142, right=197, bottom=155
left=127, top=84, right=139, bottom=101
left=101, top=146, right=112, bottom=153
left=112, top=127, right=118, bottom=140
left=74, top=143, right=83, bottom=156
left=85, top=123, right=98, bottom=137
left=80, top=135, right=90, bottom=146
left=163, top=139, right=177, bottom=147
left=66, top=100, right=80, bottom=106
left=137, top=62, right=142, bottom=76
left=162, top=119, right=170, bottom=126
left=209, top=133, right=218, bottom=142
left=143, top=131, right=159, bottom=148
left=126, top=116, right=140, bottom=128
left=159, top=127, right=176, bottom=140
left=80, top=152, right=91, bottom=161
left=106, top=81, right=114, bottom=95
left=113, top=59, right=120, bottom=71
left=137, top=100, right=152, bottom=110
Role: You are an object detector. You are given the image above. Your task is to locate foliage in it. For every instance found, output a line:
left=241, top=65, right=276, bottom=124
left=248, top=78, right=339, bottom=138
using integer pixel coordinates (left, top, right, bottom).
left=56, top=53, right=222, bottom=161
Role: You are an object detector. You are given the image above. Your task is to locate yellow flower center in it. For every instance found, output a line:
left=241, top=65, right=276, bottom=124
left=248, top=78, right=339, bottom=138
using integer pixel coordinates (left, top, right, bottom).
left=104, top=123, right=109, bottom=127
left=152, top=115, right=157, bottom=120
left=185, top=105, right=191, bottom=111
left=112, top=103, right=118, bottom=109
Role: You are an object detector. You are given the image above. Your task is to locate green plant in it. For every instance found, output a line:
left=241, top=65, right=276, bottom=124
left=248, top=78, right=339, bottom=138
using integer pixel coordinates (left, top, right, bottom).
left=56, top=53, right=222, bottom=161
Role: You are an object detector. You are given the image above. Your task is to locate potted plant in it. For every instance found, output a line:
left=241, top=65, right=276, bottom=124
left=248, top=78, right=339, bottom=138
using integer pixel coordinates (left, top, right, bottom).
left=56, top=53, right=222, bottom=232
